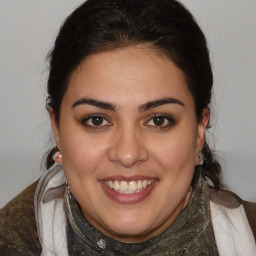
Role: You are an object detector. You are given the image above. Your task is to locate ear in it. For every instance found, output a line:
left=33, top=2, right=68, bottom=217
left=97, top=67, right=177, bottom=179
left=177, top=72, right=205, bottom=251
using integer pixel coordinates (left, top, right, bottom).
left=196, top=107, right=210, bottom=154
left=49, top=109, right=61, bottom=150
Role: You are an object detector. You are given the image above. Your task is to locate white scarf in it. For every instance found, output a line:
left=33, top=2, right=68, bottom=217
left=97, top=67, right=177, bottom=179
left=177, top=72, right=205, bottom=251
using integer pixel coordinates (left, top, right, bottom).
left=211, top=201, right=256, bottom=255
left=34, top=164, right=69, bottom=256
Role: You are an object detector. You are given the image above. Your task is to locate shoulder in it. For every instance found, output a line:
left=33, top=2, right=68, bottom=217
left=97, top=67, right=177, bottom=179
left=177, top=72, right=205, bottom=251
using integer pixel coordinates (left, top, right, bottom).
left=0, top=180, right=41, bottom=255
left=210, top=188, right=256, bottom=239
left=242, top=200, right=256, bottom=239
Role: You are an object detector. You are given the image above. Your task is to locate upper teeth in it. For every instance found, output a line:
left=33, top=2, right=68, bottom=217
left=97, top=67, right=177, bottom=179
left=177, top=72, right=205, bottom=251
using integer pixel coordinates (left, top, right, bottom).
left=103, top=180, right=154, bottom=194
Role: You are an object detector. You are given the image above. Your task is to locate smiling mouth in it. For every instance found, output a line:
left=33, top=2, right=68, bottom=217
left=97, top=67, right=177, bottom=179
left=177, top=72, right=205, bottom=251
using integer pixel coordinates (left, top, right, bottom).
left=102, top=179, right=155, bottom=194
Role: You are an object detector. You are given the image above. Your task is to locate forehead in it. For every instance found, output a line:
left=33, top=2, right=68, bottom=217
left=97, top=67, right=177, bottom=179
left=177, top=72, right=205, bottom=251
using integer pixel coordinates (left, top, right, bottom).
left=63, top=46, right=194, bottom=109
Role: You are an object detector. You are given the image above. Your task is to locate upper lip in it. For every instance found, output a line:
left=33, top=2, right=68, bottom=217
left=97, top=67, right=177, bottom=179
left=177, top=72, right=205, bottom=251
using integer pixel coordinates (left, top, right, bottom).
left=100, top=175, right=157, bottom=182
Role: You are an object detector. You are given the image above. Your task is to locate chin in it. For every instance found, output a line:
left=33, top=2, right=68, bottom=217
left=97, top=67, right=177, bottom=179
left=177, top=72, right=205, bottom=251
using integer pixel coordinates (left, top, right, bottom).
left=103, top=212, right=154, bottom=240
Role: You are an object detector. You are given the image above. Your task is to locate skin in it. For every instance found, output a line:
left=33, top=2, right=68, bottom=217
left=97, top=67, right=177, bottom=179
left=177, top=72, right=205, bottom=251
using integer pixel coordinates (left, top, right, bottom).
left=51, top=46, right=209, bottom=243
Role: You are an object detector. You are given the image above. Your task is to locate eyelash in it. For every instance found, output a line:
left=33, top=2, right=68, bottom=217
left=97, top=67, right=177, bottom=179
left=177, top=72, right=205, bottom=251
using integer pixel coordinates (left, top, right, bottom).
left=80, top=114, right=175, bottom=130
left=144, top=114, right=176, bottom=129
left=81, top=114, right=112, bottom=129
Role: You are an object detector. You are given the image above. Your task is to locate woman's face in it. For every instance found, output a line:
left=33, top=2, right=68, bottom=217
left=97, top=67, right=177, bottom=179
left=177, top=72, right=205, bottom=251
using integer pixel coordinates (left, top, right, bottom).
left=51, top=46, right=209, bottom=243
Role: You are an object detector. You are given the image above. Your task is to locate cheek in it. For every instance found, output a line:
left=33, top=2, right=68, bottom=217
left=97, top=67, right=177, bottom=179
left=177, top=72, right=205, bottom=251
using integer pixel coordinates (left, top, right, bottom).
left=60, top=128, right=109, bottom=176
left=149, top=129, right=197, bottom=170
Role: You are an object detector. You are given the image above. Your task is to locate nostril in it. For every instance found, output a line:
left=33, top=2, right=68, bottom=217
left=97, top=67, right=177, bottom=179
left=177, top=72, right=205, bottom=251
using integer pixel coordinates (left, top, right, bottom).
left=108, top=135, right=149, bottom=167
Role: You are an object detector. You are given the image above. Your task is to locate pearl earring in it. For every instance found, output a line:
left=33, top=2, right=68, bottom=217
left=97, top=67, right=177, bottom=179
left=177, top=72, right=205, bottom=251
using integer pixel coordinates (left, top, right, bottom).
left=53, top=151, right=63, bottom=164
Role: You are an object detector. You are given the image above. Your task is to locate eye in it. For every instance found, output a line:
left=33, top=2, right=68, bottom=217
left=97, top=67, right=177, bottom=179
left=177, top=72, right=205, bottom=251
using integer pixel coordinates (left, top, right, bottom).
left=81, top=114, right=112, bottom=128
left=145, top=114, right=175, bottom=128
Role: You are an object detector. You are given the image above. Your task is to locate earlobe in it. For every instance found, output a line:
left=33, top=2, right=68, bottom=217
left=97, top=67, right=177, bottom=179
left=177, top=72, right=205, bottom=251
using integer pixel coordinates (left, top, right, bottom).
left=49, top=109, right=61, bottom=148
left=197, top=108, right=210, bottom=150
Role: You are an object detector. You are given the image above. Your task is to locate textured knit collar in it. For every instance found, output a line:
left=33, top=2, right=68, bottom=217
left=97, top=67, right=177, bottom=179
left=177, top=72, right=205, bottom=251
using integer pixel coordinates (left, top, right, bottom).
left=65, top=172, right=219, bottom=256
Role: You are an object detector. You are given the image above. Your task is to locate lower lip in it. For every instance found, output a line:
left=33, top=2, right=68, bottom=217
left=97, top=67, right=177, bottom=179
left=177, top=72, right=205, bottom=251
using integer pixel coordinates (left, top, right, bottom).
left=100, top=181, right=158, bottom=204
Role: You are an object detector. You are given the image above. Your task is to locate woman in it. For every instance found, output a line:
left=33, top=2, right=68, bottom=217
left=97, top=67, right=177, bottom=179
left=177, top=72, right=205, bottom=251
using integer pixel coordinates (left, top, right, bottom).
left=0, top=0, right=255, bottom=255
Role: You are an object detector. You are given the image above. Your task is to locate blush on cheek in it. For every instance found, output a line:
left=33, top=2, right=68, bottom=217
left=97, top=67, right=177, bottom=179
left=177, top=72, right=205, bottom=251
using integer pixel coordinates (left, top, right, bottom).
left=63, top=141, right=108, bottom=177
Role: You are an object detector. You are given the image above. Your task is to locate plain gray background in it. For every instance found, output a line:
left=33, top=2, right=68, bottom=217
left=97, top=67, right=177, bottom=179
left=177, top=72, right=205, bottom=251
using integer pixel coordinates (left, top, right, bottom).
left=0, top=0, right=255, bottom=207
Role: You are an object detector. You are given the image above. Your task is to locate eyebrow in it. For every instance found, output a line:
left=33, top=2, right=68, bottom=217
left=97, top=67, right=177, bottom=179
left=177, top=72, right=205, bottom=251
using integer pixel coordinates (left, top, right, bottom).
left=138, top=97, right=184, bottom=112
left=72, top=97, right=184, bottom=112
left=72, top=98, right=116, bottom=111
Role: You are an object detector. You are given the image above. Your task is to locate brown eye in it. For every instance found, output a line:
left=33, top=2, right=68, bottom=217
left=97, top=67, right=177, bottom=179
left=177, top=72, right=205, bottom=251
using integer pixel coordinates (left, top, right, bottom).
left=81, top=114, right=111, bottom=129
left=91, top=116, right=104, bottom=126
left=152, top=116, right=165, bottom=126
left=145, top=114, right=175, bottom=128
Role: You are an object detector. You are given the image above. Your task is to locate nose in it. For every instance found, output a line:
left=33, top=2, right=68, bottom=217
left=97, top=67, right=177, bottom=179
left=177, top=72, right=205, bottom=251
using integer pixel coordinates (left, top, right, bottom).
left=108, top=126, right=149, bottom=168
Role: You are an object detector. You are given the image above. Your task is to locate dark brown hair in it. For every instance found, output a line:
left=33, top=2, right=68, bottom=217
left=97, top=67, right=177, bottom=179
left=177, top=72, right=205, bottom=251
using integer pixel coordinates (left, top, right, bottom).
left=46, top=0, right=221, bottom=189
